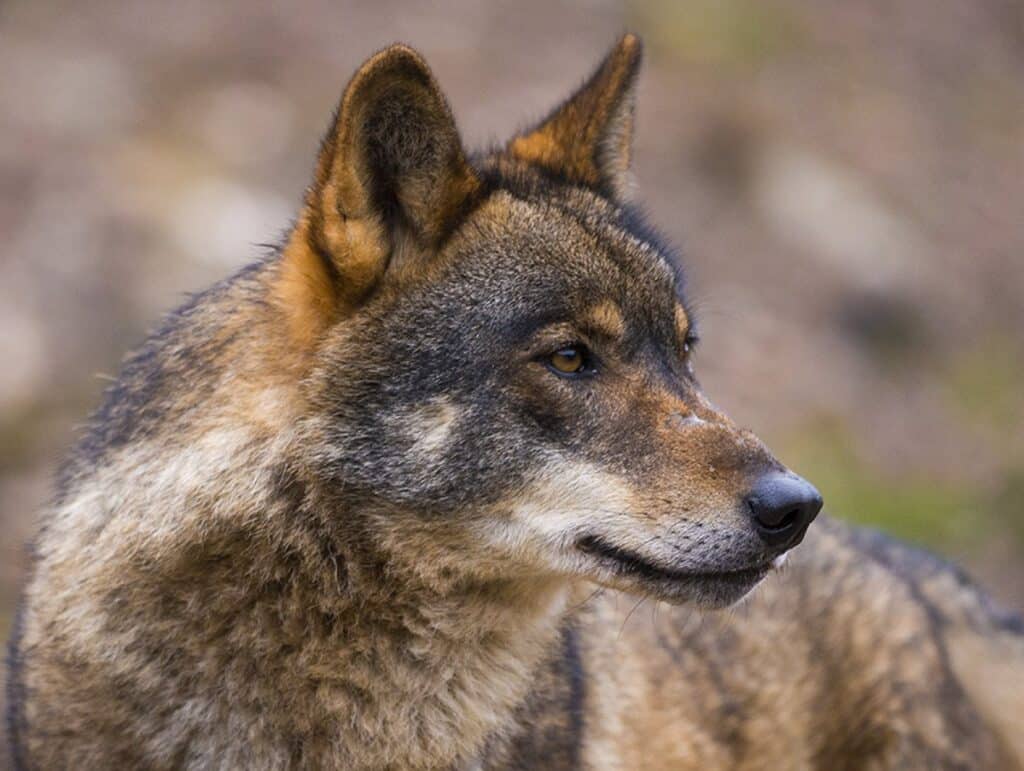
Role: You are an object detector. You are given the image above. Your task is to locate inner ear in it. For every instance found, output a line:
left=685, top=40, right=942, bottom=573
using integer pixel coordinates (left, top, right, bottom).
left=331, top=54, right=478, bottom=244
left=508, top=34, right=642, bottom=199
left=276, top=45, right=480, bottom=349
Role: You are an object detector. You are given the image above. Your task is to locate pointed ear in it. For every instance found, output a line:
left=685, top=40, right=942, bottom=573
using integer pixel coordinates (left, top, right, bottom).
left=508, top=34, right=642, bottom=198
left=277, top=45, right=480, bottom=346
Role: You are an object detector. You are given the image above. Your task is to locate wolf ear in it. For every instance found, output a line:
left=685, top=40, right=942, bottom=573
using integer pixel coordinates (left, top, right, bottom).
left=508, top=34, right=642, bottom=199
left=278, top=45, right=479, bottom=345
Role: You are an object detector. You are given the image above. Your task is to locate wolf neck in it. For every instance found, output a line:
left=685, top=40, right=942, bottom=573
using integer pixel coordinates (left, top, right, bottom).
left=273, top=526, right=575, bottom=769
left=139, top=436, right=572, bottom=771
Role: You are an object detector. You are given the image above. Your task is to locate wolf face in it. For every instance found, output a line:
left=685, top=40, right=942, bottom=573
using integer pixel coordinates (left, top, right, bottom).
left=275, top=36, right=821, bottom=609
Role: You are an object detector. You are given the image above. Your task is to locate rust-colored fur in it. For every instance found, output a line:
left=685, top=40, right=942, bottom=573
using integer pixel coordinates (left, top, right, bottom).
left=8, top=36, right=1023, bottom=770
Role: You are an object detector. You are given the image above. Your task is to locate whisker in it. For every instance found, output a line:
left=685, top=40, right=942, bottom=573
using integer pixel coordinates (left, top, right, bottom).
left=619, top=597, right=647, bottom=638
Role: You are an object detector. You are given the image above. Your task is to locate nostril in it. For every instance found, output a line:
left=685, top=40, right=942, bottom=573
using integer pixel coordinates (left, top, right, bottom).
left=766, top=507, right=801, bottom=532
left=747, top=499, right=799, bottom=531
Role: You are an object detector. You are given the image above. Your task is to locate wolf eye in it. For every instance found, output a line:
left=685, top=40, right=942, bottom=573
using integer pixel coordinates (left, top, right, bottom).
left=682, top=334, right=699, bottom=358
left=547, top=345, right=590, bottom=377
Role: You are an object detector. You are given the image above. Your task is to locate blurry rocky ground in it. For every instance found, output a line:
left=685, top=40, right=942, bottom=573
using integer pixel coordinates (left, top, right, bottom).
left=1, top=0, right=1023, bottom=746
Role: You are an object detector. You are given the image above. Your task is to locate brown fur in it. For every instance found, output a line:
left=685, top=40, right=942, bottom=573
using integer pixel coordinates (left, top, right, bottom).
left=8, top=36, right=1023, bottom=770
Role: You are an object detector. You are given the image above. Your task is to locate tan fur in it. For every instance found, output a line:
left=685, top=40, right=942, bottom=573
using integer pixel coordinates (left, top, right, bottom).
left=674, top=303, right=691, bottom=346
left=584, top=300, right=626, bottom=340
left=949, top=630, right=1024, bottom=765
left=275, top=222, right=345, bottom=350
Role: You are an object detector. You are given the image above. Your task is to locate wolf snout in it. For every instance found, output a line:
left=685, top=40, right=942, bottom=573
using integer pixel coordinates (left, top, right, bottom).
left=745, top=472, right=822, bottom=549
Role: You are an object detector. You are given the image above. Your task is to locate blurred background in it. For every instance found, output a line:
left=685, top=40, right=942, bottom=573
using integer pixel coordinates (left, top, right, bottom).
left=1, top=0, right=1022, bottom=753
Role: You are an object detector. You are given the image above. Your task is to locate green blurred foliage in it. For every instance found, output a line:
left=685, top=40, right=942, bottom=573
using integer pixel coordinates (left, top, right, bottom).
left=946, top=337, right=1024, bottom=435
left=629, top=0, right=805, bottom=68
left=781, top=417, right=982, bottom=550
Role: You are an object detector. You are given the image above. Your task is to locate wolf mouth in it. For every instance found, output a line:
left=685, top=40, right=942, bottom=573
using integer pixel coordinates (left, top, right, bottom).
left=576, top=535, right=771, bottom=587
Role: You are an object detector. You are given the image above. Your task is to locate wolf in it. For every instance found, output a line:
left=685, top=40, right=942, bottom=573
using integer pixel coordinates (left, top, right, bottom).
left=7, top=34, right=1023, bottom=770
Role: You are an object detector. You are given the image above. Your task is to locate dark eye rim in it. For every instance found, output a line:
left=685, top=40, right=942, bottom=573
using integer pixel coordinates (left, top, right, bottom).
left=542, top=343, right=597, bottom=379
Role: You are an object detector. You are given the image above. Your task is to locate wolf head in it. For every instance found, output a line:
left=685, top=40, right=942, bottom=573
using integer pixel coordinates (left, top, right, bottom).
left=274, top=36, right=821, bottom=608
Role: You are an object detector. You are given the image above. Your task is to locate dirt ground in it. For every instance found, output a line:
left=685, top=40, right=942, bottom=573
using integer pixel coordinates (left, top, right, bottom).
left=2, top=0, right=1023, bottom=762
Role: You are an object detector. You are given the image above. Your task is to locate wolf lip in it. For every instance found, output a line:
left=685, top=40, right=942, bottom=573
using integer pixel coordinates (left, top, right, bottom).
left=576, top=535, right=770, bottom=586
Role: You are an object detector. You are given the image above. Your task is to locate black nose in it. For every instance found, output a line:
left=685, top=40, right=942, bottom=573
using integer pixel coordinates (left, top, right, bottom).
left=746, top=472, right=823, bottom=548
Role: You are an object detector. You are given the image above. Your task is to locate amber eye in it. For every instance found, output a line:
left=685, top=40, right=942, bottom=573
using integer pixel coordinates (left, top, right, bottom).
left=547, top=346, right=589, bottom=376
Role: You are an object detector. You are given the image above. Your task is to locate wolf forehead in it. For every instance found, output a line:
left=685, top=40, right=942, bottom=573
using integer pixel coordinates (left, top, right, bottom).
left=419, top=176, right=696, bottom=346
